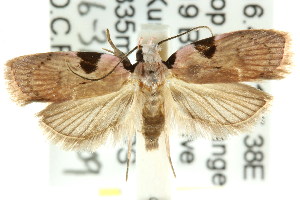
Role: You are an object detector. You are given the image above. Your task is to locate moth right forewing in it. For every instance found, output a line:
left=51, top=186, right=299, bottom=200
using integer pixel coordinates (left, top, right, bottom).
left=5, top=52, right=131, bottom=104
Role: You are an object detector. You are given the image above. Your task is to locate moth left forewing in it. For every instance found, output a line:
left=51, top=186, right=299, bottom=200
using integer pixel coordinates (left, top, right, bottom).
left=167, top=30, right=292, bottom=84
left=5, top=52, right=130, bottom=104
left=166, top=78, right=272, bottom=139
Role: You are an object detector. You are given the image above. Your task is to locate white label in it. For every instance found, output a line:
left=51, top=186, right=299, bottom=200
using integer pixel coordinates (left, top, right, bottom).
left=50, top=0, right=274, bottom=197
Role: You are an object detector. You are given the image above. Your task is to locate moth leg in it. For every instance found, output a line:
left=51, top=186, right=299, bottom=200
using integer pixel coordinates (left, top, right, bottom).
left=126, top=136, right=133, bottom=181
left=165, top=133, right=176, bottom=178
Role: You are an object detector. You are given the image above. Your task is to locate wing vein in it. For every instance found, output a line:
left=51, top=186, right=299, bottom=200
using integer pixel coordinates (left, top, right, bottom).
left=171, top=87, right=200, bottom=120
left=177, top=85, right=227, bottom=124
left=201, top=96, right=232, bottom=123
left=208, top=97, right=246, bottom=122
left=80, top=91, right=127, bottom=136
left=217, top=98, right=255, bottom=115
left=199, top=86, right=264, bottom=107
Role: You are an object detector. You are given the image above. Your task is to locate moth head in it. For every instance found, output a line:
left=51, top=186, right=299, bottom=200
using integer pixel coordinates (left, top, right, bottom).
left=136, top=44, right=162, bottom=63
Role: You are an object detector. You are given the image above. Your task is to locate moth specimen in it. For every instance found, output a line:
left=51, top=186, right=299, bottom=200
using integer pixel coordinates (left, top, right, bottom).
left=5, top=27, right=291, bottom=178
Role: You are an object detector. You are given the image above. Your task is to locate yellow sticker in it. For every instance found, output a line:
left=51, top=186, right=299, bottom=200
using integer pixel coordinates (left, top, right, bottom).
left=99, top=188, right=122, bottom=196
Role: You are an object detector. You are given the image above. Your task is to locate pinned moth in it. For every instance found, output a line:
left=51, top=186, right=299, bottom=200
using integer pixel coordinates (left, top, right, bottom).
left=5, top=26, right=292, bottom=179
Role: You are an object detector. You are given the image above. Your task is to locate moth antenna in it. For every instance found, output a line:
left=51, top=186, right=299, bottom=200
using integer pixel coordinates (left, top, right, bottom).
left=126, top=137, right=133, bottom=181
left=102, top=48, right=114, bottom=54
left=137, top=37, right=143, bottom=49
left=157, top=26, right=213, bottom=46
left=165, top=134, right=176, bottom=178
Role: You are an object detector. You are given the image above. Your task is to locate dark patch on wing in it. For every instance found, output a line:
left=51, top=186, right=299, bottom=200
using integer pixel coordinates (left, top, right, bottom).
left=77, top=52, right=102, bottom=64
left=164, top=52, right=176, bottom=69
left=193, top=36, right=216, bottom=59
left=193, top=36, right=215, bottom=46
left=203, top=45, right=216, bottom=58
left=77, top=52, right=102, bottom=74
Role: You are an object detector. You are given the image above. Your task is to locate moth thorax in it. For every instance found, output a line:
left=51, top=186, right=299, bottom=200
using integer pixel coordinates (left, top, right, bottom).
left=142, top=44, right=162, bottom=63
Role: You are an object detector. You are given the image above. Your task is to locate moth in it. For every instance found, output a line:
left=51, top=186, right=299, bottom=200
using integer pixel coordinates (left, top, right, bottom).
left=5, top=26, right=291, bottom=179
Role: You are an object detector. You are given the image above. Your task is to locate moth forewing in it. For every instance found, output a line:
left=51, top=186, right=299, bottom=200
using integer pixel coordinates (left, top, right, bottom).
left=168, top=30, right=292, bottom=84
left=5, top=52, right=130, bottom=104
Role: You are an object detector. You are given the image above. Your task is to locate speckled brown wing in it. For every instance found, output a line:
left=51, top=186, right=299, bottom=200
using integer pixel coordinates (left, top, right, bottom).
left=5, top=52, right=130, bottom=104
left=166, top=30, right=291, bottom=84
left=166, top=78, right=272, bottom=139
